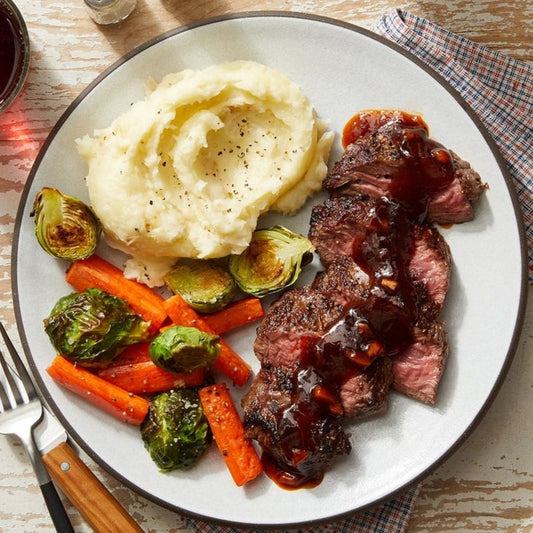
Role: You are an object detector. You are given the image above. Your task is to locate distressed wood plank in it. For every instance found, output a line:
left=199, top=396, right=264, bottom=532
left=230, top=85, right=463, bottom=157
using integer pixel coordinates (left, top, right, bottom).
left=0, top=1, right=531, bottom=531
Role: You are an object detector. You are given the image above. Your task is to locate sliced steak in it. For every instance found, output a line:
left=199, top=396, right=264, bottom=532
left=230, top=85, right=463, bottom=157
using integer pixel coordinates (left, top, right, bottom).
left=427, top=151, right=488, bottom=223
left=408, top=224, right=452, bottom=322
left=325, top=117, right=487, bottom=224
left=309, top=194, right=411, bottom=274
left=309, top=195, right=375, bottom=268
left=312, top=255, right=413, bottom=357
left=391, top=321, right=449, bottom=404
left=312, top=255, right=371, bottom=308
left=310, top=197, right=452, bottom=324
left=311, top=252, right=449, bottom=406
left=243, top=110, right=484, bottom=487
left=253, top=286, right=345, bottom=371
left=241, top=366, right=351, bottom=485
left=339, top=356, right=393, bottom=418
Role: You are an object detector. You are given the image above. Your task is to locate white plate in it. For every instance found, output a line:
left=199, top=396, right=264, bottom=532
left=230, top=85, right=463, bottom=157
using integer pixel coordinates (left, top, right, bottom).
left=12, top=12, right=528, bottom=527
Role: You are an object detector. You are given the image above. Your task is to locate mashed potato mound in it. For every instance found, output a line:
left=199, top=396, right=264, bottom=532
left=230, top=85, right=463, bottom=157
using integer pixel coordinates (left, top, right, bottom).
left=77, top=60, right=333, bottom=286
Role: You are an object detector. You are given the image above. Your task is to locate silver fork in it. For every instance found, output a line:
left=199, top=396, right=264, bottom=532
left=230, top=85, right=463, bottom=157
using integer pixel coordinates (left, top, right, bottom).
left=0, top=322, right=75, bottom=532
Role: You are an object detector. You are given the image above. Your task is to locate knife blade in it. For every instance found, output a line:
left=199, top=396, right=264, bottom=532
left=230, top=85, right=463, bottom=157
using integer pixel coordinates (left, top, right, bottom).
left=34, top=407, right=144, bottom=533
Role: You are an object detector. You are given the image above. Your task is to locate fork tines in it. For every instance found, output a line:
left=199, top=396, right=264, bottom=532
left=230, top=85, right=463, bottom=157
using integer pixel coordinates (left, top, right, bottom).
left=0, top=322, right=34, bottom=408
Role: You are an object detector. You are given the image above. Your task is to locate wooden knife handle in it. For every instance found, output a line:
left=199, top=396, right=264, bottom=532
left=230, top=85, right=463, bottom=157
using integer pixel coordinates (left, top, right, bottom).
left=42, top=441, right=144, bottom=533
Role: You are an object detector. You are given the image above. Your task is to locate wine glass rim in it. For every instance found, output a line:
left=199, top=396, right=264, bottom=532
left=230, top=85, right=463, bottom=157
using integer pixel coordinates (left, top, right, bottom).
left=0, top=0, right=31, bottom=113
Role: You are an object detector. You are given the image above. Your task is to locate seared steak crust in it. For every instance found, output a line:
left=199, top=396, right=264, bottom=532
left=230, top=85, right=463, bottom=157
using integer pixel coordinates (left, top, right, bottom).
left=312, top=254, right=371, bottom=308
left=309, top=195, right=389, bottom=268
left=253, top=286, right=345, bottom=371
left=242, top=367, right=351, bottom=480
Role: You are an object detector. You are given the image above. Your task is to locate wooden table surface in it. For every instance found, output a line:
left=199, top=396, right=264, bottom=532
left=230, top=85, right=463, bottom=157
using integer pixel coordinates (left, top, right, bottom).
left=1, top=1, right=531, bottom=532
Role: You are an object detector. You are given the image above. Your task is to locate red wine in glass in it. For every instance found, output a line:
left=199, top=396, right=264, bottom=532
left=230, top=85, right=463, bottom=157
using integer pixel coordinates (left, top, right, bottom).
left=0, top=0, right=30, bottom=111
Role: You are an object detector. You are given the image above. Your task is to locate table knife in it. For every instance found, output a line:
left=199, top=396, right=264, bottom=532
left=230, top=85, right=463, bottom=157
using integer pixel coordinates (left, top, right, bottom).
left=34, top=407, right=144, bottom=533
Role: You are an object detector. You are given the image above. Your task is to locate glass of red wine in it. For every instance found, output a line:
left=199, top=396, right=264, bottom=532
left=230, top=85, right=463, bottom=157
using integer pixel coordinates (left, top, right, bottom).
left=0, top=0, right=30, bottom=112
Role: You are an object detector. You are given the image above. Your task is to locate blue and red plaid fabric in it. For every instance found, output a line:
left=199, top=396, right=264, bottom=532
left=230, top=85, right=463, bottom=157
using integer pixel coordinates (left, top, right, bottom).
left=375, top=9, right=533, bottom=282
left=185, top=484, right=420, bottom=533
left=186, top=11, right=532, bottom=533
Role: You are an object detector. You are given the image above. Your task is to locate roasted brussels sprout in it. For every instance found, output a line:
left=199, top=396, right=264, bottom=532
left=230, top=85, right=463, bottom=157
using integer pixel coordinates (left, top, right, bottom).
left=149, top=325, right=220, bottom=373
left=164, top=259, right=236, bottom=314
left=31, top=187, right=101, bottom=261
left=141, top=388, right=211, bottom=471
left=44, top=288, right=150, bottom=368
left=228, top=225, right=314, bottom=297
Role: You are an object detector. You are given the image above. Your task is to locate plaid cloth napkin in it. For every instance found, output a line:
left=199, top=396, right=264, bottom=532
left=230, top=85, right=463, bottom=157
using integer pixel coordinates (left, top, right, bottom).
left=185, top=484, right=420, bottom=533
left=187, top=10, right=532, bottom=533
left=375, top=9, right=533, bottom=282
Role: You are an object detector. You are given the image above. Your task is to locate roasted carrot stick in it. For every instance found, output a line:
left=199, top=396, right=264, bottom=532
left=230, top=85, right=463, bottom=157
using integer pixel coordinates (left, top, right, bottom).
left=97, top=362, right=206, bottom=395
left=46, top=355, right=149, bottom=425
left=106, top=342, right=152, bottom=366
left=202, top=297, right=264, bottom=335
left=164, top=294, right=252, bottom=386
left=96, top=341, right=206, bottom=394
left=199, top=383, right=263, bottom=486
left=66, top=255, right=167, bottom=333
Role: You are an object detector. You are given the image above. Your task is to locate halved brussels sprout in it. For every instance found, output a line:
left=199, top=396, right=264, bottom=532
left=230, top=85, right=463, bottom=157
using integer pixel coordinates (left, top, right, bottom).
left=228, top=225, right=314, bottom=297
left=141, top=388, right=211, bottom=472
left=44, top=288, right=150, bottom=368
left=149, top=325, right=220, bottom=373
left=164, top=259, right=236, bottom=314
left=31, top=187, right=101, bottom=260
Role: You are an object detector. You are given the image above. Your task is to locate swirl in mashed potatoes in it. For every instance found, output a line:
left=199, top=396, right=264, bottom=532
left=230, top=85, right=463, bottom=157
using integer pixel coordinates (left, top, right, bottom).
left=76, top=61, right=333, bottom=286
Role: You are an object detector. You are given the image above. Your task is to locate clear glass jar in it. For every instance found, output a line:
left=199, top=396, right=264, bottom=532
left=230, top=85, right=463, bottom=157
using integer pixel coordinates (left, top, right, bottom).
left=84, top=0, right=136, bottom=25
